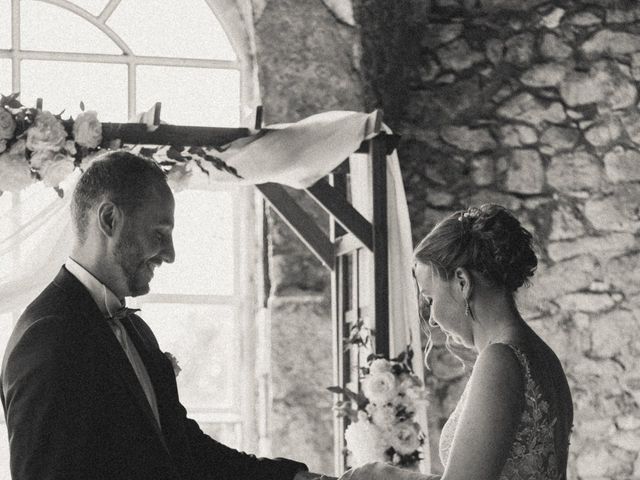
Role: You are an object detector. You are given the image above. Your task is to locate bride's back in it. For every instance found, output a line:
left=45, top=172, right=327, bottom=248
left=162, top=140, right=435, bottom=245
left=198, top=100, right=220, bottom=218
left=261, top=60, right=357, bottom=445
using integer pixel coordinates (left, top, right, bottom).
left=514, top=326, right=573, bottom=478
left=438, top=328, right=573, bottom=480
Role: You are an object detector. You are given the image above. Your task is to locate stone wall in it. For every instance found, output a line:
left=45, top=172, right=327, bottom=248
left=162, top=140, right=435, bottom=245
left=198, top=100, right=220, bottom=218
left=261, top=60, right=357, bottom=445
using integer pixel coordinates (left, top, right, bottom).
left=359, top=1, right=640, bottom=478
left=251, top=0, right=640, bottom=478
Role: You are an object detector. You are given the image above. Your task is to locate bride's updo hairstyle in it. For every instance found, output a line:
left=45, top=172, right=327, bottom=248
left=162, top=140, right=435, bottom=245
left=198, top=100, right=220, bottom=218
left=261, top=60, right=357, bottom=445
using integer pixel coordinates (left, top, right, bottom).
left=414, top=204, right=537, bottom=368
left=414, top=203, right=537, bottom=293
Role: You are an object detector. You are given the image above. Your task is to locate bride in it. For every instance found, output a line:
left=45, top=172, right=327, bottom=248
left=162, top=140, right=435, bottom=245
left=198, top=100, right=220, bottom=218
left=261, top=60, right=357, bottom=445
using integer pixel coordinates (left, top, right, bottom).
left=342, top=204, right=573, bottom=480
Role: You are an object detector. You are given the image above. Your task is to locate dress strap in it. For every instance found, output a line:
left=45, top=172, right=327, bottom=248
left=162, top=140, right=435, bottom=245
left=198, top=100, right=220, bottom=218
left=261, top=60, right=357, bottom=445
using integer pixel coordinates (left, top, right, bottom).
left=498, top=343, right=533, bottom=383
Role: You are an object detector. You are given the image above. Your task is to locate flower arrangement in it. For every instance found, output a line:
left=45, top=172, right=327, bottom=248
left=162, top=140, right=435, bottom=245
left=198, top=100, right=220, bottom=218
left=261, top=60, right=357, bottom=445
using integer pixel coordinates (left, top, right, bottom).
left=164, top=351, right=182, bottom=378
left=0, top=93, right=103, bottom=194
left=0, top=92, right=241, bottom=196
left=329, top=348, right=427, bottom=470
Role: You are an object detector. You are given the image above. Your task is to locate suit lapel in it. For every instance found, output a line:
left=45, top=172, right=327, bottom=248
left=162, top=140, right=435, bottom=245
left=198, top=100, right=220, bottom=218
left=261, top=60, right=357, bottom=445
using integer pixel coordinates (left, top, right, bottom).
left=119, top=318, right=177, bottom=430
left=53, top=267, right=171, bottom=454
left=93, top=321, right=169, bottom=445
left=120, top=318, right=196, bottom=473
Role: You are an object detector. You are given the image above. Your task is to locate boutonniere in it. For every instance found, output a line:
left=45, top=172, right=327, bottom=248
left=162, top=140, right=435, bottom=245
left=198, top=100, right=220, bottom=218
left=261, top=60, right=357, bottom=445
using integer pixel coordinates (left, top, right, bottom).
left=164, top=351, right=181, bottom=377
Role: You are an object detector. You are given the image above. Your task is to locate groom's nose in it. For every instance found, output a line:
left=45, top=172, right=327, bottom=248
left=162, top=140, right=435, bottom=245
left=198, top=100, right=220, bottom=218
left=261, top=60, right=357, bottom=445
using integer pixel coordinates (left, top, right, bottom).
left=160, top=235, right=175, bottom=264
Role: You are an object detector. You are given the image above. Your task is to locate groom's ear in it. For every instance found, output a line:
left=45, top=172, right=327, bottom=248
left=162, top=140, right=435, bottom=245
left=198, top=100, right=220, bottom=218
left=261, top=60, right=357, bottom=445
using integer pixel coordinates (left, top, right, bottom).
left=96, top=201, right=120, bottom=238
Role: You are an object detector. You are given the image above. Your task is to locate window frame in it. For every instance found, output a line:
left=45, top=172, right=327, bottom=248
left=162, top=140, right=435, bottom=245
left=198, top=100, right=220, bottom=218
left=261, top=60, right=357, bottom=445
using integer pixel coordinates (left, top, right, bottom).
left=0, top=0, right=258, bottom=452
left=1, top=0, right=244, bottom=120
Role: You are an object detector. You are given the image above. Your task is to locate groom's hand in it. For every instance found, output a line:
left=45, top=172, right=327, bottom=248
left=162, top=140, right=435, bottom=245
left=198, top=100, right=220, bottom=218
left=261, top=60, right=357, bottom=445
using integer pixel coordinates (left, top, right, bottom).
left=294, top=471, right=337, bottom=480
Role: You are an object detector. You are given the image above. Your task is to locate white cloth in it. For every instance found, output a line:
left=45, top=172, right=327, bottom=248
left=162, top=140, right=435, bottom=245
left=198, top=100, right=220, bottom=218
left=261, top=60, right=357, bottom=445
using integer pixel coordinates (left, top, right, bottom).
left=65, top=258, right=161, bottom=427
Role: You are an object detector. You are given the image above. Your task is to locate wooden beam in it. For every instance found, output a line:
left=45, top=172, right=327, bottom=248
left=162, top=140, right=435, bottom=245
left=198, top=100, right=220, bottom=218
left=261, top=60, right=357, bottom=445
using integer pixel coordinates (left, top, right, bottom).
left=329, top=168, right=349, bottom=474
left=306, top=178, right=373, bottom=252
left=98, top=122, right=399, bottom=153
left=355, top=132, right=400, bottom=155
left=254, top=105, right=263, bottom=129
left=371, top=135, right=389, bottom=357
left=331, top=252, right=348, bottom=474
left=257, top=183, right=335, bottom=270
left=152, top=102, right=162, bottom=126
left=329, top=172, right=348, bottom=237
left=101, top=122, right=251, bottom=147
left=334, top=233, right=363, bottom=256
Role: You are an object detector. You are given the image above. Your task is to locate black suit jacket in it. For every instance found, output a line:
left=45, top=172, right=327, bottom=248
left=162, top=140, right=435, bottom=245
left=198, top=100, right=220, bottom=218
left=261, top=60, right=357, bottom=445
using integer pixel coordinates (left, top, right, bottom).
left=1, top=267, right=307, bottom=480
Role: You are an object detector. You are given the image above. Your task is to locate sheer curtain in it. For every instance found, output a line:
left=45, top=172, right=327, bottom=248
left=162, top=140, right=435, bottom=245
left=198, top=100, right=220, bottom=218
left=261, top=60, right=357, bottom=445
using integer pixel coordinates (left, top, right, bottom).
left=0, top=173, right=79, bottom=316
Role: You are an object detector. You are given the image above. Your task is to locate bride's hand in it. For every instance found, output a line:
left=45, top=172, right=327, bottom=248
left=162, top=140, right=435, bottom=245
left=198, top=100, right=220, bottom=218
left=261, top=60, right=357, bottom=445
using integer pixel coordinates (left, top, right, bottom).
left=295, top=471, right=337, bottom=480
left=339, top=463, right=440, bottom=480
left=340, top=463, right=391, bottom=480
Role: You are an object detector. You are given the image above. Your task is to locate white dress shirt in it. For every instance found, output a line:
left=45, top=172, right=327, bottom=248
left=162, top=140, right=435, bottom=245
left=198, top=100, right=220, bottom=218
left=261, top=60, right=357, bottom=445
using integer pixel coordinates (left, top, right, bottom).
left=65, top=257, right=161, bottom=427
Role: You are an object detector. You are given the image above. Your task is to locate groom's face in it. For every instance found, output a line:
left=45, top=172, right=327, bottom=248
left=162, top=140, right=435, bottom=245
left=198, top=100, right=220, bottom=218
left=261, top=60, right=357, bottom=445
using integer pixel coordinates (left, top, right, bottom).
left=113, top=185, right=175, bottom=297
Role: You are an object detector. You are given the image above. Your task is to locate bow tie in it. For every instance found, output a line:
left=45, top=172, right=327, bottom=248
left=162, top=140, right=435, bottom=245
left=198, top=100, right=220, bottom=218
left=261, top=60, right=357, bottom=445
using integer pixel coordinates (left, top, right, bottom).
left=108, top=307, right=141, bottom=322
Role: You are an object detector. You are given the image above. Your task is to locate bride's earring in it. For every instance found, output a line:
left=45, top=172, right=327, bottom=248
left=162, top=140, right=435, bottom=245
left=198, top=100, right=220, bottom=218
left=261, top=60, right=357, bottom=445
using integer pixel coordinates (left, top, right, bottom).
left=464, top=299, right=471, bottom=317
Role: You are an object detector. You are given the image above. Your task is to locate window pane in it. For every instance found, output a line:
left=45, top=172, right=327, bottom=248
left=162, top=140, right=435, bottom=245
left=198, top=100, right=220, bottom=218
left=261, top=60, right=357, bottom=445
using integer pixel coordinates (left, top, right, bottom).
left=200, top=422, right=241, bottom=449
left=21, top=1, right=120, bottom=54
left=0, top=191, right=12, bottom=217
left=0, top=59, right=10, bottom=94
left=151, top=189, right=235, bottom=295
left=141, top=303, right=239, bottom=411
left=0, top=423, right=8, bottom=480
left=0, top=313, right=14, bottom=361
left=21, top=60, right=128, bottom=121
left=15, top=183, right=59, bottom=221
left=108, top=0, right=236, bottom=60
left=136, top=66, right=240, bottom=127
left=0, top=193, right=15, bottom=278
left=69, top=0, right=110, bottom=16
left=0, top=0, right=10, bottom=49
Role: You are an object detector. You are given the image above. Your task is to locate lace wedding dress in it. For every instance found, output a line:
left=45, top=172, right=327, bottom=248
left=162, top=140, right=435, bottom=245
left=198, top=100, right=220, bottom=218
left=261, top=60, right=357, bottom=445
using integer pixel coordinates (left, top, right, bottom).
left=341, top=343, right=571, bottom=480
left=439, top=344, right=566, bottom=480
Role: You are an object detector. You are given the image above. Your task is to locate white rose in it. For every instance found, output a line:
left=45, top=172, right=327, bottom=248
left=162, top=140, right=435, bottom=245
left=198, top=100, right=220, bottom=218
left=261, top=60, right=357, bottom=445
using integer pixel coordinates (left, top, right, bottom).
left=73, top=110, right=102, bottom=148
left=29, top=149, right=54, bottom=169
left=344, top=420, right=388, bottom=467
left=26, top=111, right=67, bottom=151
left=399, top=373, right=424, bottom=393
left=387, top=422, right=421, bottom=455
left=370, top=359, right=392, bottom=374
left=370, top=403, right=397, bottom=429
left=164, top=351, right=181, bottom=377
left=80, top=151, right=104, bottom=171
left=362, top=371, right=398, bottom=405
left=39, top=152, right=75, bottom=187
left=0, top=108, right=16, bottom=140
left=8, top=138, right=26, bottom=156
left=65, top=139, right=77, bottom=156
left=0, top=145, right=33, bottom=192
left=393, top=398, right=416, bottom=420
left=166, top=163, right=191, bottom=193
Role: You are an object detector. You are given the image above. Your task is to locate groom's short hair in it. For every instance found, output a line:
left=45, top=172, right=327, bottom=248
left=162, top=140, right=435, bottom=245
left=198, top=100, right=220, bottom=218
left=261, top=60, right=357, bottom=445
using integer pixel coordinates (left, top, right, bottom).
left=71, top=150, right=168, bottom=243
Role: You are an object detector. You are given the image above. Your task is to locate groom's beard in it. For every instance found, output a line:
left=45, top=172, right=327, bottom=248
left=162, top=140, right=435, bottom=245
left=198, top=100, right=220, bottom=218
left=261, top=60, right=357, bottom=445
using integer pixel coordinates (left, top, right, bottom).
left=114, top=233, right=150, bottom=297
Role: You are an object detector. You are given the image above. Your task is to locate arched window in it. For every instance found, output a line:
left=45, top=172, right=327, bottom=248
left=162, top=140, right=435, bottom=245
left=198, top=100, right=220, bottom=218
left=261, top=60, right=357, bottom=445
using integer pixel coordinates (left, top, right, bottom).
left=0, top=0, right=244, bottom=124
left=0, top=1, right=257, bottom=476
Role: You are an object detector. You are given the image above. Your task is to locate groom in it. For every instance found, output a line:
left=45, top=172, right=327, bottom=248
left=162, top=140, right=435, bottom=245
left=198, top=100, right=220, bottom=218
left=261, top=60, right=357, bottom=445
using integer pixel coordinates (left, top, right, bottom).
left=1, top=151, right=323, bottom=480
